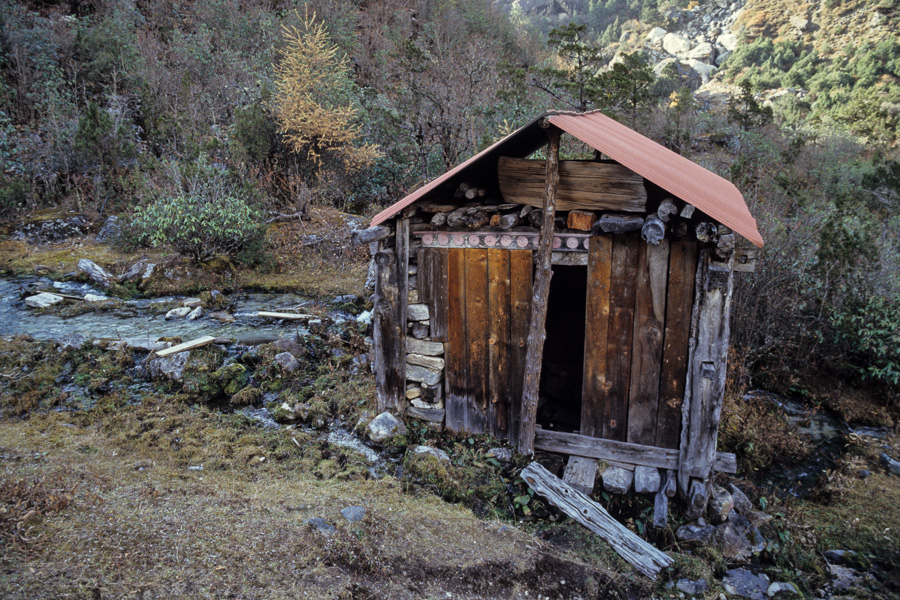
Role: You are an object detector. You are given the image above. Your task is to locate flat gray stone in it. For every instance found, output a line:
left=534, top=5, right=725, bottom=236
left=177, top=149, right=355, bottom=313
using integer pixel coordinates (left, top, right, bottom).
left=405, top=405, right=444, bottom=423
left=165, top=307, right=191, bottom=320
left=341, top=506, right=366, bottom=523
left=767, top=582, right=799, bottom=597
left=77, top=258, right=112, bottom=287
left=407, top=353, right=444, bottom=370
left=677, top=579, right=709, bottom=595
left=406, top=338, right=444, bottom=356
left=487, top=448, right=513, bottom=463
left=305, top=517, right=335, bottom=534
left=723, top=568, right=769, bottom=600
left=84, top=293, right=109, bottom=302
left=601, top=465, right=633, bottom=494
left=25, top=292, right=64, bottom=308
left=407, top=303, right=430, bottom=322
left=676, top=523, right=716, bottom=545
left=148, top=352, right=190, bottom=382
left=183, top=297, right=203, bottom=308
left=406, top=364, right=442, bottom=386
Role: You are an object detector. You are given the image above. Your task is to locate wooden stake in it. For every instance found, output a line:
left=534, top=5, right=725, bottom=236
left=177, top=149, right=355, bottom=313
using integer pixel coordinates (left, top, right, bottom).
left=518, top=124, right=561, bottom=455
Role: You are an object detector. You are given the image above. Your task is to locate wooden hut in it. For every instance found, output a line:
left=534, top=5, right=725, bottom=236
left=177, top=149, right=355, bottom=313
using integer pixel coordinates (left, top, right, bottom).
left=355, top=111, right=763, bottom=520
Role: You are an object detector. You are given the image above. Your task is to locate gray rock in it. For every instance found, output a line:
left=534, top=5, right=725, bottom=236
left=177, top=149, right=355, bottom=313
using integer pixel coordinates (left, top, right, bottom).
left=709, top=485, right=734, bottom=524
left=675, top=523, right=716, bottom=545
left=25, top=292, right=64, bottom=309
left=355, top=310, right=372, bottom=325
left=716, top=512, right=766, bottom=559
left=646, top=27, right=667, bottom=45
left=305, top=517, right=335, bottom=534
left=687, top=41, right=716, bottom=62
left=767, top=582, right=799, bottom=597
left=406, top=405, right=444, bottom=423
left=58, top=333, right=87, bottom=351
left=601, top=465, right=633, bottom=494
left=823, top=549, right=860, bottom=566
left=274, top=351, right=300, bottom=373
left=333, top=294, right=360, bottom=305
left=717, top=31, right=738, bottom=52
left=723, top=568, right=769, bottom=600
left=84, top=293, right=109, bottom=302
left=141, top=263, right=156, bottom=282
left=95, top=215, right=121, bottom=243
left=412, top=445, right=450, bottom=462
left=686, top=59, right=716, bottom=84
left=148, top=352, right=190, bottom=382
left=341, top=506, right=366, bottom=523
left=274, top=337, right=305, bottom=357
left=407, top=353, right=444, bottom=371
left=676, top=579, right=709, bottom=596
left=366, top=412, right=408, bottom=443
left=715, top=50, right=732, bottom=67
left=663, top=32, right=693, bottom=55
left=728, top=483, right=753, bottom=514
left=406, top=338, right=444, bottom=356
left=77, top=258, right=113, bottom=288
left=165, top=307, right=192, bottom=320
left=653, top=58, right=703, bottom=91
left=406, top=364, right=442, bottom=386
left=487, top=447, right=513, bottom=463
left=186, top=306, right=203, bottom=321
left=123, top=337, right=171, bottom=352
left=407, top=303, right=430, bottom=322
left=183, top=297, right=203, bottom=308
left=634, top=466, right=661, bottom=493
left=879, top=452, right=900, bottom=475
left=119, top=259, right=148, bottom=283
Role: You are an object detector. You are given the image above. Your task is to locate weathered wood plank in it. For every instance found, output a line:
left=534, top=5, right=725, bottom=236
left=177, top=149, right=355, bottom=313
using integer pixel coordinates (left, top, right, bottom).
left=567, top=210, right=597, bottom=231
left=534, top=428, right=737, bottom=473
left=256, top=311, right=316, bottom=320
left=657, top=239, right=698, bottom=449
left=603, top=234, right=640, bottom=441
left=508, top=250, right=533, bottom=444
left=465, top=248, right=490, bottom=433
left=154, top=335, right=216, bottom=357
left=417, top=249, right=432, bottom=305
left=430, top=249, right=449, bottom=342
left=678, top=250, right=735, bottom=495
left=581, top=235, right=613, bottom=438
left=521, top=462, right=673, bottom=579
left=518, top=125, right=561, bottom=455
left=498, top=158, right=647, bottom=213
left=445, top=249, right=471, bottom=431
left=627, top=240, right=670, bottom=446
left=373, top=244, right=405, bottom=414
left=563, top=455, right=598, bottom=495
left=488, top=249, right=511, bottom=436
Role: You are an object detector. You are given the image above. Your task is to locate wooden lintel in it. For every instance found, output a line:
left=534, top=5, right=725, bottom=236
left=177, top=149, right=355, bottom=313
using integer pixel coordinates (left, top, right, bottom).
left=518, top=125, right=561, bottom=454
left=534, top=428, right=737, bottom=474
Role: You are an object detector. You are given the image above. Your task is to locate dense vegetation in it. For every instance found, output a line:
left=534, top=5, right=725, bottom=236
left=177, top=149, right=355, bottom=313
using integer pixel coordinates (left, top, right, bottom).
left=1, top=0, right=898, bottom=405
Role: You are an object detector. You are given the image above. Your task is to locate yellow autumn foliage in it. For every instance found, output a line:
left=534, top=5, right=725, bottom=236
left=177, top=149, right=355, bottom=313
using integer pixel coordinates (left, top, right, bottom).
left=274, top=10, right=379, bottom=176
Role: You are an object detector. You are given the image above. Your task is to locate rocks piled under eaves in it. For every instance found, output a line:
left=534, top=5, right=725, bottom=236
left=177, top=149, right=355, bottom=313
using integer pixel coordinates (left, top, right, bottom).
left=404, top=337, right=445, bottom=425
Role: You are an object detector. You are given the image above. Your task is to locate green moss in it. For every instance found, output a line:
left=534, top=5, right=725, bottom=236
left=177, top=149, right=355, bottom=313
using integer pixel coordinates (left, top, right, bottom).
left=230, top=386, right=262, bottom=406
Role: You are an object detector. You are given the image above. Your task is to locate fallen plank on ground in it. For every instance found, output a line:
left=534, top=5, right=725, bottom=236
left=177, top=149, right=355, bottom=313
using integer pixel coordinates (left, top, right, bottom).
left=154, top=336, right=217, bottom=357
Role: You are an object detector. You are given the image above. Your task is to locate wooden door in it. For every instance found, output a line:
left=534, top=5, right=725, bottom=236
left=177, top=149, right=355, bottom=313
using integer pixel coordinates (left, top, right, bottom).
left=444, top=248, right=532, bottom=440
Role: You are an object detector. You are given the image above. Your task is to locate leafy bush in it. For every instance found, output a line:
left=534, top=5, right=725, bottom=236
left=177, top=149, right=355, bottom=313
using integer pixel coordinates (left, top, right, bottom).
left=130, top=193, right=266, bottom=263
left=832, top=295, right=900, bottom=386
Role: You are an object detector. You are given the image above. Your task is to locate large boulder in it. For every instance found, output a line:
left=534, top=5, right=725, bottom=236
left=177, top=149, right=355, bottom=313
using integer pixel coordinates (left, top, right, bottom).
left=646, top=27, right=667, bottom=46
left=77, top=259, right=113, bottom=288
left=366, top=412, right=408, bottom=443
left=686, top=59, right=716, bottom=84
left=687, top=42, right=716, bottom=63
left=717, top=31, right=738, bottom=52
left=662, top=32, right=692, bottom=56
left=95, top=216, right=121, bottom=243
left=654, top=58, right=703, bottom=91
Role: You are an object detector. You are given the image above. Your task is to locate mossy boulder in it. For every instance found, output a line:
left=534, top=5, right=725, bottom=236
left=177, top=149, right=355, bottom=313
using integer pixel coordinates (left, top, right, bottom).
left=214, top=362, right=250, bottom=396
left=230, top=386, right=262, bottom=406
left=198, top=290, right=230, bottom=310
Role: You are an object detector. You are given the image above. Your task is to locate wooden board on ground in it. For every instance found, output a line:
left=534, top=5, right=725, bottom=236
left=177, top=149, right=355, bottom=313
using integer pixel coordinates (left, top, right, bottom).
left=155, top=335, right=216, bottom=357
left=256, top=311, right=316, bottom=320
left=522, top=462, right=673, bottom=579
left=498, top=157, right=647, bottom=213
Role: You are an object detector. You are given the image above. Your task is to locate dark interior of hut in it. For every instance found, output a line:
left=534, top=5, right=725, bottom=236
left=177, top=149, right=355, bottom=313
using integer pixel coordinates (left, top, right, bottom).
left=537, top=264, right=587, bottom=433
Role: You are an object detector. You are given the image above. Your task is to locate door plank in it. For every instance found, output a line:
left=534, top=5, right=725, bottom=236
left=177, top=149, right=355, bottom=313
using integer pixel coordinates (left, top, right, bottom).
left=465, top=249, right=490, bottom=433
left=488, top=249, right=512, bottom=436
left=445, top=249, right=471, bottom=431
left=581, top=236, right=613, bottom=438
left=508, top=250, right=533, bottom=444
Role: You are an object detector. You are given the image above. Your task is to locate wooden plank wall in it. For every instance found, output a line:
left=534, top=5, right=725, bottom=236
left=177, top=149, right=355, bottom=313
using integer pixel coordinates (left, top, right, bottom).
left=580, top=233, right=699, bottom=452
left=444, top=248, right=532, bottom=439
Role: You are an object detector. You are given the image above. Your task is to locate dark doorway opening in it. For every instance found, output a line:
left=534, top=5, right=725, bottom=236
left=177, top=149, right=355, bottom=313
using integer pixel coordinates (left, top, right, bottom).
left=537, top=264, right=587, bottom=432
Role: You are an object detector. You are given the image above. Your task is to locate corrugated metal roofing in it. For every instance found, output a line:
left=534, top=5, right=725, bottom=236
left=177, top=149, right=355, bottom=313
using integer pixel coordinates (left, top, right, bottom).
left=371, top=111, right=764, bottom=248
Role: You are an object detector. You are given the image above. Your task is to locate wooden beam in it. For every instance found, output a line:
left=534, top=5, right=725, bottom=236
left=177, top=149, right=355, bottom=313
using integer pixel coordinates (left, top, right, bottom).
left=521, top=462, right=674, bottom=579
left=154, top=336, right=216, bottom=358
left=678, top=250, right=735, bottom=497
left=373, top=219, right=410, bottom=415
left=518, top=124, right=561, bottom=455
left=534, top=428, right=736, bottom=473
left=351, top=225, right=391, bottom=246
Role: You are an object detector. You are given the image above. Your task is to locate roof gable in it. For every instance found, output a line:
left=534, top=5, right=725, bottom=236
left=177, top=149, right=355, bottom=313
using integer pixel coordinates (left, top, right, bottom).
left=371, top=111, right=763, bottom=248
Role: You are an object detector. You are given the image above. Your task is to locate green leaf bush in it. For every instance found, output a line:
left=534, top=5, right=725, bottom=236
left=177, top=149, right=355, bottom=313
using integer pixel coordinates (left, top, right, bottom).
left=130, top=193, right=266, bottom=263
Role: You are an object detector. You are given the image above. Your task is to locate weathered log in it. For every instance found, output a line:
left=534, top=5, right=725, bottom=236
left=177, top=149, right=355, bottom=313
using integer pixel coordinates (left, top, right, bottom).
left=489, top=214, right=501, bottom=227
left=657, top=198, right=679, bottom=223
left=686, top=479, right=708, bottom=521
left=518, top=124, right=561, bottom=455
left=672, top=220, right=689, bottom=238
left=641, top=215, right=666, bottom=245
left=567, top=210, right=597, bottom=231
left=519, top=205, right=535, bottom=218
left=733, top=247, right=758, bottom=273
left=527, top=209, right=543, bottom=228
left=373, top=218, right=409, bottom=414
left=466, top=210, right=491, bottom=229
left=446, top=206, right=469, bottom=228
left=594, top=213, right=644, bottom=234
left=521, top=462, right=674, bottom=579
left=418, top=201, right=457, bottom=213
left=257, top=311, right=316, bottom=321
left=351, top=225, right=391, bottom=246
left=430, top=212, right=448, bottom=227
left=680, top=204, right=695, bottom=219
left=498, top=213, right=520, bottom=230
left=695, top=222, right=718, bottom=243
left=402, top=205, right=420, bottom=219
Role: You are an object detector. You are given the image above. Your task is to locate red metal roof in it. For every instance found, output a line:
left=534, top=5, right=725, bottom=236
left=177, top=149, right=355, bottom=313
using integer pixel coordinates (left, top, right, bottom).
left=371, top=111, right=763, bottom=248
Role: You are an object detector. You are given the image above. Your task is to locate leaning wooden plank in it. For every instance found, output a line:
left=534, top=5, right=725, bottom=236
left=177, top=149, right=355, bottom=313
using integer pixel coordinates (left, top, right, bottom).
left=563, top=455, right=598, bottom=495
left=678, top=250, right=735, bottom=494
left=256, top=311, right=316, bottom=320
left=518, top=124, right=561, bottom=455
left=535, top=428, right=737, bottom=473
left=155, top=336, right=216, bottom=358
left=498, top=158, right=647, bottom=213
left=522, top=462, right=673, bottom=579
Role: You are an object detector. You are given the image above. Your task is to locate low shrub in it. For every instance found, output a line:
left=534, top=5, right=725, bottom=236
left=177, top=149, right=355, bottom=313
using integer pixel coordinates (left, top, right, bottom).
left=130, top=192, right=267, bottom=263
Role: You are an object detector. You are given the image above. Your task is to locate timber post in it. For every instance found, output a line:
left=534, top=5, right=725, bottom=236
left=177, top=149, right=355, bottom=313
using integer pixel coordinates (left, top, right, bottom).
left=373, top=218, right=410, bottom=415
left=517, top=122, right=561, bottom=454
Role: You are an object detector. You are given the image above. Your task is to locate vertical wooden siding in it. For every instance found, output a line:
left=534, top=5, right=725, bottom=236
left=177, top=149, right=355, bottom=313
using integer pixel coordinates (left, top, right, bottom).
left=445, top=248, right=532, bottom=439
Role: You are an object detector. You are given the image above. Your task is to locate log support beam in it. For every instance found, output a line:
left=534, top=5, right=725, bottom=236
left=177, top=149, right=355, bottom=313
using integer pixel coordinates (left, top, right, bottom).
left=518, top=124, right=561, bottom=454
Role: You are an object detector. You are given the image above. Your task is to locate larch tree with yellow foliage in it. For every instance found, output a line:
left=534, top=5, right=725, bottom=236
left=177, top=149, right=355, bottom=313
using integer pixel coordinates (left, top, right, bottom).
left=274, top=10, right=378, bottom=181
